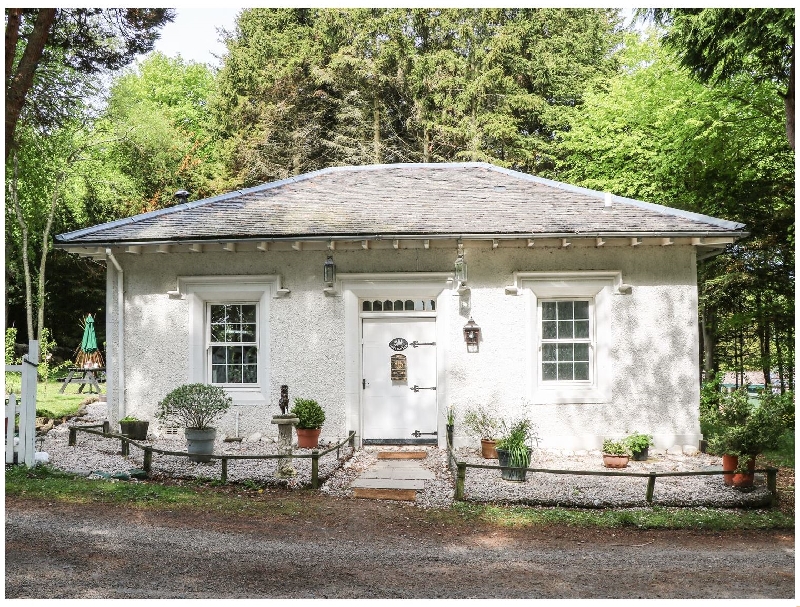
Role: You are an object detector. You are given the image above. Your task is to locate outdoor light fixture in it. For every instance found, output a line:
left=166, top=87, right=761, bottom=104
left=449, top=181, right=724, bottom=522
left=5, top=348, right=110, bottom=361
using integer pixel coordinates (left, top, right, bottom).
left=323, top=254, right=336, bottom=286
left=454, top=251, right=467, bottom=285
left=463, top=317, right=480, bottom=352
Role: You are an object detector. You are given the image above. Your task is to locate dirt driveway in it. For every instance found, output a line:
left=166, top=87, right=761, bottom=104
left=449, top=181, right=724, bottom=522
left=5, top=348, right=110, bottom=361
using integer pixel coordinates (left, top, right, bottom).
left=5, top=493, right=794, bottom=599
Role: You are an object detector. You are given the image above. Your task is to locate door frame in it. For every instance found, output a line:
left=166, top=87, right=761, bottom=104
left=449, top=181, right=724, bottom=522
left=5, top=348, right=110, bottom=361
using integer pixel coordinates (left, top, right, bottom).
left=339, top=272, right=452, bottom=448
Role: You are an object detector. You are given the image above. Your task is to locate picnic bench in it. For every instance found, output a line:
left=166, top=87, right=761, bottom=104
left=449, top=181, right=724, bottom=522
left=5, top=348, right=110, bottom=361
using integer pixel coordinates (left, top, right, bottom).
left=59, top=367, right=105, bottom=394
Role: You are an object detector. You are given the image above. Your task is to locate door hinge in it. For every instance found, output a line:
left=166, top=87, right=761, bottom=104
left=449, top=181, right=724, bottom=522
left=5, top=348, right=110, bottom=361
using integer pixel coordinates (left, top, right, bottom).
left=410, top=341, right=436, bottom=348
left=410, top=385, right=436, bottom=392
left=411, top=430, right=438, bottom=437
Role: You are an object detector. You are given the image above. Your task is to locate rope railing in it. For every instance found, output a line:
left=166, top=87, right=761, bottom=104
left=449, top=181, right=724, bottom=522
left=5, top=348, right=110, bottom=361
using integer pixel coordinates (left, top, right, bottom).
left=69, top=425, right=356, bottom=489
left=452, top=457, right=778, bottom=504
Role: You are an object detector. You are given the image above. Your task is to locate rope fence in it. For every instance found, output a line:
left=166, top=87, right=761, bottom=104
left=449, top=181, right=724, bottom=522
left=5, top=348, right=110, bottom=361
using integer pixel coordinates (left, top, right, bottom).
left=69, top=425, right=356, bottom=489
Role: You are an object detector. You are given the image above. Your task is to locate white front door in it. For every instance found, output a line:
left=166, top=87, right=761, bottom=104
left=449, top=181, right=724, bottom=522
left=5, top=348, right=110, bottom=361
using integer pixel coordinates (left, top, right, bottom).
left=362, top=317, right=437, bottom=443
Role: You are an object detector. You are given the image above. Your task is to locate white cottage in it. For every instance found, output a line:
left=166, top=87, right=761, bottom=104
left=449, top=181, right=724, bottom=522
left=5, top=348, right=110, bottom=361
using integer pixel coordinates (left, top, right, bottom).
left=55, top=163, right=746, bottom=451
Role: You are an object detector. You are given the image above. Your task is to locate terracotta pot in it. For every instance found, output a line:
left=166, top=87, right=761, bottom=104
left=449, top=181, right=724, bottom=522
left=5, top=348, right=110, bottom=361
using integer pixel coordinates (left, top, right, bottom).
left=722, top=454, right=755, bottom=488
left=602, top=453, right=629, bottom=468
left=296, top=427, right=321, bottom=449
left=480, top=438, right=498, bottom=459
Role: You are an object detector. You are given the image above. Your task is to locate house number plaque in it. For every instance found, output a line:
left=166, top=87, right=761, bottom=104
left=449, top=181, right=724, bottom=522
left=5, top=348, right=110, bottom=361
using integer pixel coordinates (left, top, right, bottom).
left=390, top=354, right=407, bottom=381
left=389, top=337, right=408, bottom=351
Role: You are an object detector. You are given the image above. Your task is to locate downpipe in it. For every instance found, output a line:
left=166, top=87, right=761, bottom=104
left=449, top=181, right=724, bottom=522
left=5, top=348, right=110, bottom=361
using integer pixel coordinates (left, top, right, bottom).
left=105, top=248, right=125, bottom=420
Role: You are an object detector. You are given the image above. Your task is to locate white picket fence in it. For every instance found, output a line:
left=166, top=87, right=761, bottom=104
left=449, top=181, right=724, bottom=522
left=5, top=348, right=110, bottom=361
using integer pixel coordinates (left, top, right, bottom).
left=5, top=340, right=38, bottom=467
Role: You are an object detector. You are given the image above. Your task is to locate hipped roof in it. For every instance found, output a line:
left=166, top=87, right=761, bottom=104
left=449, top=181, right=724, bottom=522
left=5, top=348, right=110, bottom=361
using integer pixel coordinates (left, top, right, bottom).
left=55, top=163, right=747, bottom=246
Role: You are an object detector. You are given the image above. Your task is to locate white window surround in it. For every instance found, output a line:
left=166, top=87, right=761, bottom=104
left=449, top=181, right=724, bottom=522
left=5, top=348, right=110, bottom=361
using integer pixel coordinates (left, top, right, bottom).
left=339, top=272, right=452, bottom=447
left=517, top=271, right=621, bottom=404
left=172, top=275, right=280, bottom=406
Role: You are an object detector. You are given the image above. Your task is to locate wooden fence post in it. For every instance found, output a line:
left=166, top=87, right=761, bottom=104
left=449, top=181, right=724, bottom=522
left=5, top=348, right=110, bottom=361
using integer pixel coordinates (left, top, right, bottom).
left=221, top=458, right=228, bottom=483
left=103, top=420, right=110, bottom=434
left=20, top=340, right=38, bottom=467
left=646, top=473, right=657, bottom=503
left=68, top=427, right=77, bottom=446
left=455, top=462, right=466, bottom=501
left=766, top=467, right=778, bottom=502
left=311, top=450, right=319, bottom=489
left=121, top=437, right=129, bottom=456
left=143, top=447, right=152, bottom=473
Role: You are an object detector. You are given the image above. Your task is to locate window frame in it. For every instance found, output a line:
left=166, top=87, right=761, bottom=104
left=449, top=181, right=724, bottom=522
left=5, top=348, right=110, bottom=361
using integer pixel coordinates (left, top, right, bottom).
left=517, top=272, right=617, bottom=404
left=207, top=302, right=260, bottom=387
left=538, top=298, right=594, bottom=386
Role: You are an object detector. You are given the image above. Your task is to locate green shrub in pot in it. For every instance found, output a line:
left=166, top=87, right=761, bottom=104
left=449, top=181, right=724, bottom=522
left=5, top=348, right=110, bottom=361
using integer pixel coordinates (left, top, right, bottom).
left=291, top=398, right=326, bottom=429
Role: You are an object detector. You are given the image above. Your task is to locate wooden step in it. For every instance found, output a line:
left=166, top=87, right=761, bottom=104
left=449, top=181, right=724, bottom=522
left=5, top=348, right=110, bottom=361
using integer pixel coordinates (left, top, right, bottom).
left=377, top=451, right=427, bottom=460
left=353, top=487, right=417, bottom=501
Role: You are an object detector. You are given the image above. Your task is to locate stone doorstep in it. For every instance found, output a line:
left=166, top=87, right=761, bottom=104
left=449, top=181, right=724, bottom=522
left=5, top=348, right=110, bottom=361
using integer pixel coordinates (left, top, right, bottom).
left=359, top=465, right=435, bottom=481
left=377, top=451, right=427, bottom=460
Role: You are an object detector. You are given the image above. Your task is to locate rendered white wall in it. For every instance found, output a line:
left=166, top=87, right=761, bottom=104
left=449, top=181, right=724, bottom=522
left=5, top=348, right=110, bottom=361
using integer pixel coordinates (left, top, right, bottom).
left=105, top=241, right=701, bottom=450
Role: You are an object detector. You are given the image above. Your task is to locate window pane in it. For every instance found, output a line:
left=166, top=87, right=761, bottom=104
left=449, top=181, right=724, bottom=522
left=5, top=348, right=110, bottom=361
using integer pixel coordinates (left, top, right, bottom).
left=414, top=300, right=423, bottom=311
left=542, top=344, right=557, bottom=361
left=210, top=305, right=226, bottom=324
left=241, top=324, right=256, bottom=342
left=405, top=300, right=414, bottom=311
left=394, top=300, right=403, bottom=310
left=243, top=365, right=258, bottom=383
left=574, top=320, right=589, bottom=339
left=383, top=300, right=393, bottom=311
left=574, top=362, right=589, bottom=380
left=212, top=346, right=226, bottom=364
left=542, top=362, right=557, bottom=381
left=241, top=305, right=256, bottom=323
left=244, top=346, right=258, bottom=365
left=228, top=346, right=243, bottom=365
left=373, top=300, right=382, bottom=311
left=574, top=343, right=590, bottom=361
left=557, top=301, right=573, bottom=319
left=212, top=365, right=227, bottom=383
left=557, top=343, right=574, bottom=361
left=574, top=301, right=589, bottom=319
left=225, top=325, right=242, bottom=343
left=210, top=325, right=226, bottom=342
left=542, top=321, right=557, bottom=339
left=362, top=301, right=372, bottom=311
left=228, top=305, right=242, bottom=324
left=557, top=321, right=573, bottom=339
left=542, top=302, right=557, bottom=320
left=558, top=363, right=573, bottom=380
left=228, top=366, right=243, bottom=383
left=429, top=300, right=436, bottom=311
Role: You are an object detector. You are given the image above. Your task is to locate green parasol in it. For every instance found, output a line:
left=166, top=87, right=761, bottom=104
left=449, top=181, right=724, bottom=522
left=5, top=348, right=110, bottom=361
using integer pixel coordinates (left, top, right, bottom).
left=80, top=314, right=98, bottom=353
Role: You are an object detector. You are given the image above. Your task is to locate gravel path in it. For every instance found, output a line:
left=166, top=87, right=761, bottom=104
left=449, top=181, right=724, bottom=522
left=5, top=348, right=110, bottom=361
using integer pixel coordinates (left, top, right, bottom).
left=37, top=402, right=775, bottom=510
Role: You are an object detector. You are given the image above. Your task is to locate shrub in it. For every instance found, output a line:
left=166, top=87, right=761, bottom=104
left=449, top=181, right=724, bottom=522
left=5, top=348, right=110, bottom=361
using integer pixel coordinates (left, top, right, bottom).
left=624, top=432, right=653, bottom=453
left=463, top=406, right=501, bottom=440
left=602, top=439, right=629, bottom=456
left=291, top=398, right=325, bottom=429
left=156, top=384, right=232, bottom=430
left=496, top=417, right=539, bottom=467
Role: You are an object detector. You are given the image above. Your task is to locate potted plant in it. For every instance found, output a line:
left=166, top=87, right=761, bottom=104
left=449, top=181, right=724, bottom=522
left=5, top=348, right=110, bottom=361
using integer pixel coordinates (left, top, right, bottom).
left=445, top=405, right=455, bottom=447
left=495, top=417, right=539, bottom=482
left=602, top=439, right=630, bottom=468
left=701, top=386, right=786, bottom=487
left=623, top=432, right=653, bottom=461
left=291, top=398, right=325, bottom=448
left=119, top=415, right=149, bottom=441
left=156, top=383, right=232, bottom=463
left=463, top=405, right=501, bottom=458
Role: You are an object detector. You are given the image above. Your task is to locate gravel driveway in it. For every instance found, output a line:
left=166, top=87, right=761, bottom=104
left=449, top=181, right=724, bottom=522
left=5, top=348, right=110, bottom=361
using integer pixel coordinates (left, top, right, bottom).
left=5, top=496, right=794, bottom=599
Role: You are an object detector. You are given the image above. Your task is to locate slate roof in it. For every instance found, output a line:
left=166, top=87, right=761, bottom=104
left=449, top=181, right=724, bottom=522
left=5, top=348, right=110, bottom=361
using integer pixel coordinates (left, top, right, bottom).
left=55, top=163, right=746, bottom=246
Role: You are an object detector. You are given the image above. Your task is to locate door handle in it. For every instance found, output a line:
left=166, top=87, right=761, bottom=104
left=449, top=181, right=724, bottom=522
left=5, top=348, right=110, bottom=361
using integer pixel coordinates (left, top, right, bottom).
left=363, top=379, right=369, bottom=389
left=410, top=385, right=436, bottom=392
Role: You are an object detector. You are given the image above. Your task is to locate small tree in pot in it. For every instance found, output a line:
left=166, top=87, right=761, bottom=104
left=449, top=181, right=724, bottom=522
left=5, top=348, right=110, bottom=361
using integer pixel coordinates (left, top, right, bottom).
left=623, top=432, right=653, bottom=461
left=156, top=383, right=232, bottom=463
left=463, top=405, right=501, bottom=458
left=291, top=398, right=325, bottom=448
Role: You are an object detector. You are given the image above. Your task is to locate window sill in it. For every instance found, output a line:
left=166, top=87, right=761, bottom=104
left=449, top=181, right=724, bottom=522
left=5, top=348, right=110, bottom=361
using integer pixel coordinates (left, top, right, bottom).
left=532, top=385, right=609, bottom=404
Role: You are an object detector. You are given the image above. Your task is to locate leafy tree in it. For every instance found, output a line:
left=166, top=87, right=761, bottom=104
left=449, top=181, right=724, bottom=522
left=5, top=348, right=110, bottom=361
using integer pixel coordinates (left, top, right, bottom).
left=556, top=34, right=794, bottom=387
left=5, top=8, right=174, bottom=157
left=641, top=8, right=795, bottom=149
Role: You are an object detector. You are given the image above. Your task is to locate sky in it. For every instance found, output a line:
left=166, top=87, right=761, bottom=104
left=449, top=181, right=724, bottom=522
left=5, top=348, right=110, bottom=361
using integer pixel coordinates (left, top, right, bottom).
left=151, top=7, right=243, bottom=66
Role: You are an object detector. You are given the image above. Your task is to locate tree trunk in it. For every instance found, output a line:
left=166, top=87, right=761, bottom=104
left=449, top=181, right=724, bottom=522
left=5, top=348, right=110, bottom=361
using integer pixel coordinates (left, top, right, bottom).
left=422, top=127, right=430, bottom=163
left=785, top=43, right=795, bottom=150
left=373, top=94, right=381, bottom=164
left=774, top=327, right=785, bottom=394
left=5, top=8, right=56, bottom=158
left=35, top=181, right=61, bottom=340
left=10, top=152, right=35, bottom=340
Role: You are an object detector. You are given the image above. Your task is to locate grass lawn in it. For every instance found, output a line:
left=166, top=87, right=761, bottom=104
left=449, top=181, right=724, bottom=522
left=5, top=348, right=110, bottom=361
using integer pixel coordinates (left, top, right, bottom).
left=5, top=376, right=99, bottom=419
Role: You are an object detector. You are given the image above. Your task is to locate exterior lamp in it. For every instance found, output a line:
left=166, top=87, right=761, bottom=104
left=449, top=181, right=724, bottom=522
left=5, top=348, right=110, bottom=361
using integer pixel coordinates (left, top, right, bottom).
left=323, top=254, right=336, bottom=286
left=463, top=317, right=480, bottom=352
left=454, top=252, right=467, bottom=285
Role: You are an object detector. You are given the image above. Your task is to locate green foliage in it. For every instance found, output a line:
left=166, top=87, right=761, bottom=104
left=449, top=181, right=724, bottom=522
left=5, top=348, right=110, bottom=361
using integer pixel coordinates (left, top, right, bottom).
left=462, top=405, right=501, bottom=440
left=602, top=439, right=629, bottom=456
left=37, top=327, right=70, bottom=390
left=119, top=415, right=140, bottom=422
left=496, top=417, right=539, bottom=467
left=290, top=398, right=326, bottom=429
left=156, top=383, right=232, bottom=430
left=701, top=387, right=789, bottom=468
left=623, top=432, right=653, bottom=454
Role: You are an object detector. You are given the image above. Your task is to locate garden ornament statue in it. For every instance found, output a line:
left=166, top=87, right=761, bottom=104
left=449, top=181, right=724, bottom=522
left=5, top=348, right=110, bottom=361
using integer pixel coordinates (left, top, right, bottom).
left=272, top=384, right=298, bottom=477
left=279, top=384, right=289, bottom=414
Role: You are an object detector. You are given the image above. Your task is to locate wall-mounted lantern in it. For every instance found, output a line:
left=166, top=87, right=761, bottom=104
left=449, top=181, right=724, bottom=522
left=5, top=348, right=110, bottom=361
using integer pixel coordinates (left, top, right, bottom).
left=463, top=317, right=480, bottom=352
left=323, top=254, right=336, bottom=286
